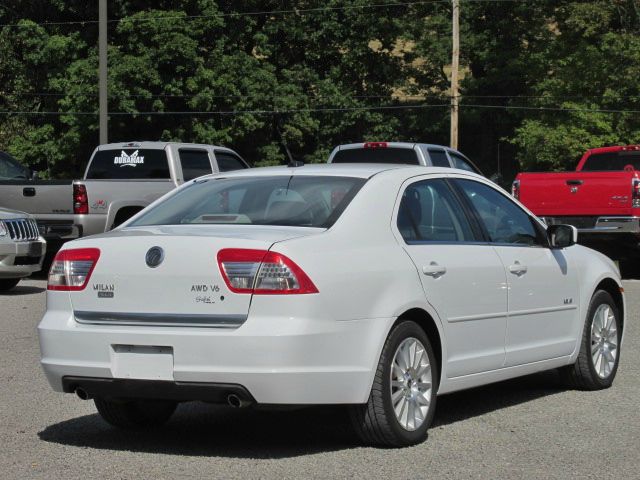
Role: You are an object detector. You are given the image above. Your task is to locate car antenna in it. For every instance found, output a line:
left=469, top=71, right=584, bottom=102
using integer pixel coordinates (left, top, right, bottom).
left=288, top=159, right=305, bottom=167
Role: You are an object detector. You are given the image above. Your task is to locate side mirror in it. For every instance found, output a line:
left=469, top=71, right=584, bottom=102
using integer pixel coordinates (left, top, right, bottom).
left=548, top=224, right=577, bottom=249
left=30, top=169, right=39, bottom=180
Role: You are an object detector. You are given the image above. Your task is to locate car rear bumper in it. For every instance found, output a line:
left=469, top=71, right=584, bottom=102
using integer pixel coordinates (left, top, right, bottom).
left=543, top=216, right=640, bottom=234
left=61, top=376, right=256, bottom=404
left=34, top=215, right=81, bottom=240
left=38, top=307, right=392, bottom=405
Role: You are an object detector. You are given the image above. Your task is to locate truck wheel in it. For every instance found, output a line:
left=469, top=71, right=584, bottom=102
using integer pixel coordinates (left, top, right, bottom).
left=0, top=279, right=20, bottom=291
left=94, top=398, right=177, bottom=429
left=349, top=321, right=437, bottom=447
left=560, top=290, right=621, bottom=390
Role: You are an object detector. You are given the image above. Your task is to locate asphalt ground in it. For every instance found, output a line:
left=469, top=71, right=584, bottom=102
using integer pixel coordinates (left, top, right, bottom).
left=1, top=278, right=638, bottom=480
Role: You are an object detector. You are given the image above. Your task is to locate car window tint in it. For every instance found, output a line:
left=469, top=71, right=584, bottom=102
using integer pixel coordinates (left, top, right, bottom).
left=130, top=175, right=365, bottom=228
left=449, top=152, right=478, bottom=173
left=456, top=179, right=540, bottom=246
left=427, top=149, right=451, bottom=167
left=397, top=179, right=475, bottom=243
left=332, top=148, right=420, bottom=165
left=86, top=149, right=170, bottom=179
left=216, top=152, right=248, bottom=172
left=179, top=149, right=212, bottom=181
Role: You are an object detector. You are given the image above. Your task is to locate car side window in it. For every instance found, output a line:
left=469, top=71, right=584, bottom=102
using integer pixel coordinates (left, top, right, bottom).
left=216, top=152, right=248, bottom=172
left=427, top=149, right=451, bottom=167
left=179, top=149, right=213, bottom=181
left=449, top=152, right=479, bottom=173
left=397, top=179, right=475, bottom=243
left=455, top=179, right=541, bottom=246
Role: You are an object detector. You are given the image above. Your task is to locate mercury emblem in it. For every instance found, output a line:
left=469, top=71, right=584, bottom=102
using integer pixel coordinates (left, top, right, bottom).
left=145, top=246, right=164, bottom=268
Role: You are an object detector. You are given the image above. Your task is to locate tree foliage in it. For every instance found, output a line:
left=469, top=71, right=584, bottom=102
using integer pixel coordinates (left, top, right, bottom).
left=1, top=1, right=639, bottom=178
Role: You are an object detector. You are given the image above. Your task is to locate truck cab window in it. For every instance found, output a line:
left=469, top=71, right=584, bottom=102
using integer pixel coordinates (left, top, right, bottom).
left=427, top=149, right=451, bottom=168
left=215, top=152, right=249, bottom=172
left=179, top=150, right=213, bottom=181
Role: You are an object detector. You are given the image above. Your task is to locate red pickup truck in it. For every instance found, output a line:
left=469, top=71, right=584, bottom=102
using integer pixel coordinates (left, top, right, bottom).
left=513, top=145, right=640, bottom=273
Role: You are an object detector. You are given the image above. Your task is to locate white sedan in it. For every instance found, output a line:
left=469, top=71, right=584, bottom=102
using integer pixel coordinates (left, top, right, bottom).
left=38, top=164, right=624, bottom=447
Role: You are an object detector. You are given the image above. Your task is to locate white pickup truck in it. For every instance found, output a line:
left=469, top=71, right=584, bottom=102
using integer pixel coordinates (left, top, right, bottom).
left=0, top=142, right=248, bottom=240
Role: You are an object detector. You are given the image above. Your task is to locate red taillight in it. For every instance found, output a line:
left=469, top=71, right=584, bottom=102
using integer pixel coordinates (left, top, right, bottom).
left=73, top=184, right=89, bottom=214
left=217, top=248, right=318, bottom=295
left=511, top=179, right=521, bottom=199
left=633, top=179, right=640, bottom=208
left=48, top=248, right=100, bottom=291
left=364, top=142, right=388, bottom=149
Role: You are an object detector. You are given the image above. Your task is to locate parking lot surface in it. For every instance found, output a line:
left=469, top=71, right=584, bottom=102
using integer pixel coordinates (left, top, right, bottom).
left=1, top=278, right=638, bottom=480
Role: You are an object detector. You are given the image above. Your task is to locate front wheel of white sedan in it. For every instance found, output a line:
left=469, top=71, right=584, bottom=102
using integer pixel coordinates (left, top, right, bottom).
left=561, top=290, right=621, bottom=390
left=350, top=321, right=438, bottom=447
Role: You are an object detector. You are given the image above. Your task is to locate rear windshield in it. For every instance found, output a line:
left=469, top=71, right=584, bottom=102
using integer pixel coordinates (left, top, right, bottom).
left=581, top=151, right=640, bottom=171
left=332, top=147, right=419, bottom=165
left=86, top=149, right=170, bottom=179
left=129, top=175, right=366, bottom=228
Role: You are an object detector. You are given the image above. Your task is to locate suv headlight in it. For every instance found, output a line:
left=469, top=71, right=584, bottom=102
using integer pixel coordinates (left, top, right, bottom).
left=0, top=222, right=7, bottom=237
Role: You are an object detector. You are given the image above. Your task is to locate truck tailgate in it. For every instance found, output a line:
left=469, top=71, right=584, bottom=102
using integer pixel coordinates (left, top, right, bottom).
left=517, top=171, right=637, bottom=216
left=0, top=181, right=73, bottom=215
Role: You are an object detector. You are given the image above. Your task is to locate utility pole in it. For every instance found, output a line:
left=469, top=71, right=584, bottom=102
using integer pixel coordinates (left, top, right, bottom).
left=99, top=0, right=108, bottom=144
left=450, top=0, right=460, bottom=150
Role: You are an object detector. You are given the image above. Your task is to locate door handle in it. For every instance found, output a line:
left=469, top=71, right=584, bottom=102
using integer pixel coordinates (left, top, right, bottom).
left=422, top=262, right=447, bottom=278
left=566, top=179, right=583, bottom=186
left=508, top=261, right=528, bottom=276
left=23, top=187, right=36, bottom=197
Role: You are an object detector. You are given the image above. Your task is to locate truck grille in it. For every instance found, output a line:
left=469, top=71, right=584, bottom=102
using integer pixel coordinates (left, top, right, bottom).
left=3, top=218, right=40, bottom=241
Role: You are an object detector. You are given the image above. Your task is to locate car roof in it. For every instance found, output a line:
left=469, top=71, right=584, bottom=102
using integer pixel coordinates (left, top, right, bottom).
left=200, top=163, right=486, bottom=181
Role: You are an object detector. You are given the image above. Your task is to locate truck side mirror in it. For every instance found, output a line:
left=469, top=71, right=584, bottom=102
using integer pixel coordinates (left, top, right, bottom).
left=548, top=224, right=577, bottom=249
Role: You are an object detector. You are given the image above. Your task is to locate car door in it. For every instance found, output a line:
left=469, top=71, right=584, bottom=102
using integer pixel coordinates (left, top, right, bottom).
left=453, top=178, right=580, bottom=366
left=395, top=177, right=508, bottom=378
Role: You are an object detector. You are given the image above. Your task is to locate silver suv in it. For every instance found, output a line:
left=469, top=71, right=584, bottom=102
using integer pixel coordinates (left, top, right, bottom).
left=0, top=208, right=46, bottom=290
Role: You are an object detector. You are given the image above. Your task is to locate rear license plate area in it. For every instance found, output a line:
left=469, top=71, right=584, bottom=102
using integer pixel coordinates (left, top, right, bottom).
left=111, top=345, right=174, bottom=380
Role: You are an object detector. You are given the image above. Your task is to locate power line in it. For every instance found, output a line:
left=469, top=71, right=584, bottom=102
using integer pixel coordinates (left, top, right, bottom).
left=10, top=92, right=640, bottom=101
left=0, top=1, right=449, bottom=29
left=2, top=102, right=640, bottom=116
left=0, top=0, right=531, bottom=29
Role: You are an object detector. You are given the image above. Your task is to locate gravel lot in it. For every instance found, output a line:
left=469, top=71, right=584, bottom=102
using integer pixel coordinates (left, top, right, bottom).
left=1, top=278, right=638, bottom=480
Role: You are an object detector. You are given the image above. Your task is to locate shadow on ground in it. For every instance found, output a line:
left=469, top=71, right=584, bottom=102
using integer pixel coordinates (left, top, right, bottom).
left=1, top=284, right=45, bottom=296
left=39, top=370, right=567, bottom=458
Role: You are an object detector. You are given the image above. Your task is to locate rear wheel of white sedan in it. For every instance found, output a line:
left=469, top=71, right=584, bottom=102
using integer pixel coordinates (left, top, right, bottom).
left=350, top=321, right=437, bottom=447
left=561, top=290, right=621, bottom=390
left=94, top=398, right=177, bottom=429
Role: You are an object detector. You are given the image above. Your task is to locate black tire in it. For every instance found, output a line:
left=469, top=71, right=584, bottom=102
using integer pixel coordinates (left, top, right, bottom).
left=560, top=290, right=621, bottom=390
left=94, top=398, right=177, bottom=429
left=0, top=278, right=20, bottom=291
left=349, top=320, right=438, bottom=447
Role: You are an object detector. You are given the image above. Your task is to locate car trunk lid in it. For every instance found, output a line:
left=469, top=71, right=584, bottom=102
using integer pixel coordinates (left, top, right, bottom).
left=67, top=225, right=321, bottom=325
